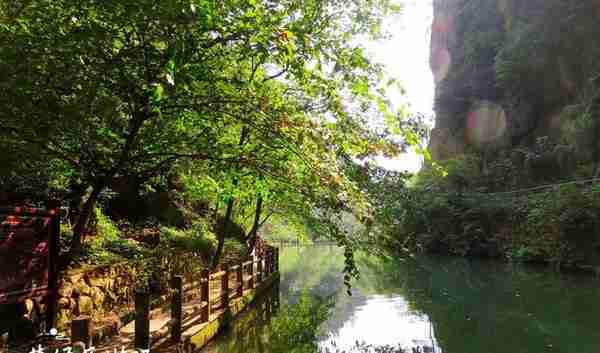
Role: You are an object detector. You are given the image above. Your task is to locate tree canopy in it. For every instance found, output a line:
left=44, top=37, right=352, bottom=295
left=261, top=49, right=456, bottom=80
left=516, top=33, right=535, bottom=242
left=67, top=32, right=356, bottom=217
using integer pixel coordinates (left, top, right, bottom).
left=0, top=0, right=409, bottom=272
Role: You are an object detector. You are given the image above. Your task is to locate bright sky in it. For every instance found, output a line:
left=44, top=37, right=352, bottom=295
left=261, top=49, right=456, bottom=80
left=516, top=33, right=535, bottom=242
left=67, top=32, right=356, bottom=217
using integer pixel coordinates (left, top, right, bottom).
left=365, top=0, right=435, bottom=172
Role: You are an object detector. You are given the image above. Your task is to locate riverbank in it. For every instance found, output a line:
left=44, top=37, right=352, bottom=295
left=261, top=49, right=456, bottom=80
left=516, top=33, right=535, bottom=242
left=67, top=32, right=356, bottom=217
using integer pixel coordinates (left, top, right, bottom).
left=379, top=181, right=600, bottom=274
left=366, top=156, right=600, bottom=275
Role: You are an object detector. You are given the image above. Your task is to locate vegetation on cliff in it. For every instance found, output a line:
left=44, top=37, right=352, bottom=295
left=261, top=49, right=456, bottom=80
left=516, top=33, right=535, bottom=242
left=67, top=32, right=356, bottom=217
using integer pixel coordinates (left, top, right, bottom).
left=431, top=0, right=600, bottom=167
left=399, top=0, right=600, bottom=270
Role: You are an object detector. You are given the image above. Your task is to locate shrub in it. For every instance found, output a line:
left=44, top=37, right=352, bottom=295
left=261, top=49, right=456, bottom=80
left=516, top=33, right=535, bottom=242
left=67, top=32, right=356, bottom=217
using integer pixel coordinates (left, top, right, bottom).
left=372, top=158, right=600, bottom=269
left=81, top=208, right=140, bottom=263
left=460, top=0, right=504, bottom=68
left=160, top=221, right=217, bottom=259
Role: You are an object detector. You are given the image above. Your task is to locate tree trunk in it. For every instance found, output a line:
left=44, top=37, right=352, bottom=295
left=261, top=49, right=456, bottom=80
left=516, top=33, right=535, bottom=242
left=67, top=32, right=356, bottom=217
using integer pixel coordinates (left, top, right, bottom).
left=247, top=196, right=263, bottom=254
left=593, top=77, right=600, bottom=177
left=212, top=196, right=234, bottom=270
left=68, top=184, right=103, bottom=262
left=213, top=198, right=220, bottom=223
left=211, top=127, right=248, bottom=269
left=593, top=96, right=599, bottom=176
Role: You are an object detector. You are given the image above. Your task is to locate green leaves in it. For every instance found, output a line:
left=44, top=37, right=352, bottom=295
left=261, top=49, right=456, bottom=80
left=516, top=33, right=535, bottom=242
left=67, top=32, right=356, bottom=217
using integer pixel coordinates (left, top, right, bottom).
left=152, top=83, right=164, bottom=101
left=351, top=78, right=370, bottom=97
left=1, top=0, right=409, bottom=276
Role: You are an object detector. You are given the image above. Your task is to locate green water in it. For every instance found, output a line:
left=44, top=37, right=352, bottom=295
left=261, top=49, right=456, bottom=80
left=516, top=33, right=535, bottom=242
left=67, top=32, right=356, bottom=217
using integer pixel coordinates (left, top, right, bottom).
left=203, top=245, right=600, bottom=353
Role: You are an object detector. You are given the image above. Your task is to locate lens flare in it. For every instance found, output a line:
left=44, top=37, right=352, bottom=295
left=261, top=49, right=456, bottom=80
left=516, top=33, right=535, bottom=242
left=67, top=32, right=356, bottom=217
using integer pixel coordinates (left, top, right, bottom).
left=431, top=47, right=451, bottom=83
left=466, top=101, right=507, bottom=146
left=431, top=15, right=450, bottom=37
left=430, top=15, right=452, bottom=83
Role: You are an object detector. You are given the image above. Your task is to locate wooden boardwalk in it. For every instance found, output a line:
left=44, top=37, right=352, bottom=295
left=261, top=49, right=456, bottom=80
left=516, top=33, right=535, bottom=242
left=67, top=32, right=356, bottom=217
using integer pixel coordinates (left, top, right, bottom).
left=86, top=248, right=280, bottom=353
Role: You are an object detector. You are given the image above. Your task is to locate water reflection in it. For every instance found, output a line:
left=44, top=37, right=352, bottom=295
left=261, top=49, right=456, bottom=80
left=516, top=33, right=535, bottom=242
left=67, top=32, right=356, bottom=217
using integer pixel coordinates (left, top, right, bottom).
left=203, top=246, right=441, bottom=353
left=320, top=296, right=440, bottom=353
left=359, top=254, right=600, bottom=353
left=202, top=283, right=281, bottom=353
left=203, top=246, right=600, bottom=353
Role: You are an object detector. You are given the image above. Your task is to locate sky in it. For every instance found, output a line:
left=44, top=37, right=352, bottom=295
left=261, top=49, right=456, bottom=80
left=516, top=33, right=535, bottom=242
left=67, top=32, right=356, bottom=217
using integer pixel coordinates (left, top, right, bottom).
left=364, top=0, right=435, bottom=172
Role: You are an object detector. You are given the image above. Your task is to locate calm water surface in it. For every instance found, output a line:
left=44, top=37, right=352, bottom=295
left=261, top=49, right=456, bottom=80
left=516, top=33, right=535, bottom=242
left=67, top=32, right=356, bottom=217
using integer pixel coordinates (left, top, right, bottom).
left=203, top=245, right=600, bottom=353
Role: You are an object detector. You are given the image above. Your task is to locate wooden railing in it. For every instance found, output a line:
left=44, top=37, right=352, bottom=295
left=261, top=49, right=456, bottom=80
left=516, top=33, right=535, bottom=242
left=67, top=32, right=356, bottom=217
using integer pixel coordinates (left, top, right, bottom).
left=71, top=245, right=280, bottom=349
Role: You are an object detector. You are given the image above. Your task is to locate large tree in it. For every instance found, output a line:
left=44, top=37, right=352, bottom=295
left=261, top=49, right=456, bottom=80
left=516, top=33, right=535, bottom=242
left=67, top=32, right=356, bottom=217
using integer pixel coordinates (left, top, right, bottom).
left=1, top=0, right=402, bottom=266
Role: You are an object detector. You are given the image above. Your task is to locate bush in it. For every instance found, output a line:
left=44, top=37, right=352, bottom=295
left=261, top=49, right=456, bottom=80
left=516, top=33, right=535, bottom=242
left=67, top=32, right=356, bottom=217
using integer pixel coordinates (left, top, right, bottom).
left=372, top=157, right=600, bottom=269
left=80, top=208, right=141, bottom=264
left=264, top=292, right=333, bottom=353
left=75, top=209, right=218, bottom=266
left=160, top=221, right=217, bottom=259
left=460, top=0, right=504, bottom=68
left=412, top=155, right=482, bottom=191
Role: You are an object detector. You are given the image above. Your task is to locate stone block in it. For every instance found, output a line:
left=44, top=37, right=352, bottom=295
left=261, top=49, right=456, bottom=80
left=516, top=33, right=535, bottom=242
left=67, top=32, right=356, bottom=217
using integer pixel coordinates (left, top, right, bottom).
left=56, top=309, right=72, bottom=331
left=67, top=272, right=85, bottom=284
left=91, top=287, right=106, bottom=309
left=88, top=276, right=106, bottom=288
left=23, top=299, right=35, bottom=318
left=58, top=281, right=74, bottom=298
left=77, top=296, right=94, bottom=315
left=74, top=280, right=91, bottom=296
left=58, top=297, right=71, bottom=309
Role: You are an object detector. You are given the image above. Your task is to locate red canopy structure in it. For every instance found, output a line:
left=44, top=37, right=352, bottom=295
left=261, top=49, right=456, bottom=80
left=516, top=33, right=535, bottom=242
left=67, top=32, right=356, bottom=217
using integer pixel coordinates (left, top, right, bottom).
left=0, top=206, right=60, bottom=329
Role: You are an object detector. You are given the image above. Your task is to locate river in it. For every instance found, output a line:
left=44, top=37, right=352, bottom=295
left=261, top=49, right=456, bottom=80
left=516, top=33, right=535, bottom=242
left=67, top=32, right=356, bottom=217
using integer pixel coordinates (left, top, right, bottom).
left=202, top=245, right=600, bottom=353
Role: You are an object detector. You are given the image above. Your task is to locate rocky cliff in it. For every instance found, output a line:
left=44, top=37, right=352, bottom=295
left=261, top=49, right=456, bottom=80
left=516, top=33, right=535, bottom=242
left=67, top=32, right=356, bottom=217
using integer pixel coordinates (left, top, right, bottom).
left=429, top=0, right=600, bottom=166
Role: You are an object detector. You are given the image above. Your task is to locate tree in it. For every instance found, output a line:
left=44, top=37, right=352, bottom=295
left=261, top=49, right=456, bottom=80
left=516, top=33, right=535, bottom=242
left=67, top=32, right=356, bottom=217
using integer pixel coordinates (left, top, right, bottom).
left=1, top=0, right=403, bottom=271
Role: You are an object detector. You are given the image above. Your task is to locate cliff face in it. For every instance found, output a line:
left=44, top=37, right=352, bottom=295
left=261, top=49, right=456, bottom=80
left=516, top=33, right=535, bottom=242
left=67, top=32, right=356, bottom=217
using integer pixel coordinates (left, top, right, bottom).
left=429, top=0, right=600, bottom=163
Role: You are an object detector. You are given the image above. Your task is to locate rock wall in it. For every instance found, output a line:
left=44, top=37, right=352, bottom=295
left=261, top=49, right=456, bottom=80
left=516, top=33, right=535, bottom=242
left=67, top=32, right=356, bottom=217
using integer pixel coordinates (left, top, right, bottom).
left=0, top=262, right=139, bottom=345
left=53, top=253, right=205, bottom=337
left=429, top=0, right=600, bottom=162
left=54, top=263, right=140, bottom=336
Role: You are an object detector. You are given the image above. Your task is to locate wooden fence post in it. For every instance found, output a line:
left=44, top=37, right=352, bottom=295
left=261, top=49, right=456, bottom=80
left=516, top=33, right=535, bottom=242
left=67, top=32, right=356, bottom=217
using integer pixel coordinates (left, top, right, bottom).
left=170, top=275, right=183, bottom=343
left=71, top=316, right=92, bottom=347
left=200, top=269, right=210, bottom=323
left=275, top=247, right=279, bottom=272
left=273, top=282, right=280, bottom=312
left=266, top=294, right=272, bottom=322
left=236, top=264, right=243, bottom=297
left=248, top=261, right=254, bottom=289
left=265, top=250, right=270, bottom=276
left=271, top=248, right=275, bottom=273
left=135, top=290, right=150, bottom=350
left=222, top=265, right=229, bottom=308
left=257, top=256, right=263, bottom=283
left=47, top=206, right=60, bottom=331
left=269, top=249, right=274, bottom=274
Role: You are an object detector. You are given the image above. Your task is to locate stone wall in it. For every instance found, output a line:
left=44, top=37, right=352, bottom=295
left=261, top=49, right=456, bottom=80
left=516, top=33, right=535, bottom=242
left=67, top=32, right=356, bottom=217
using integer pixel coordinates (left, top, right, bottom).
left=0, top=262, right=139, bottom=345
left=54, top=253, right=206, bottom=337
left=2, top=251, right=213, bottom=345
left=55, top=262, right=140, bottom=337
